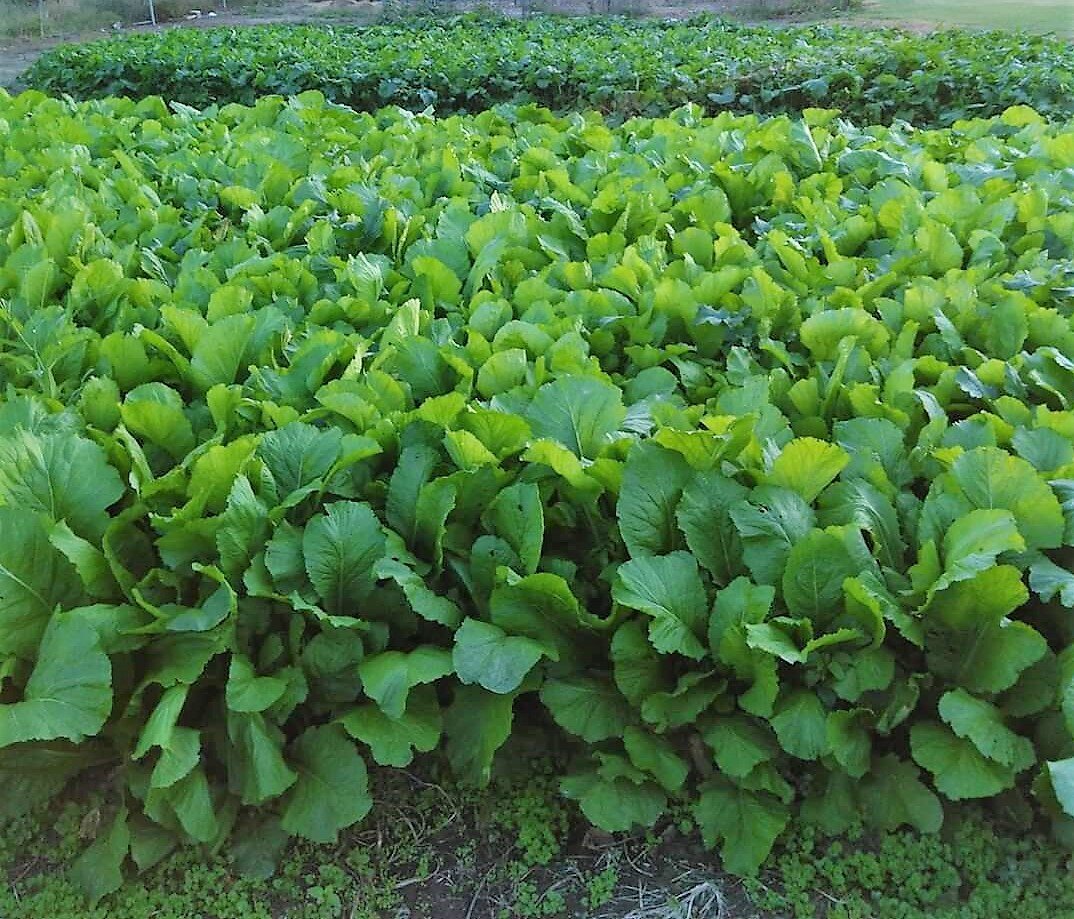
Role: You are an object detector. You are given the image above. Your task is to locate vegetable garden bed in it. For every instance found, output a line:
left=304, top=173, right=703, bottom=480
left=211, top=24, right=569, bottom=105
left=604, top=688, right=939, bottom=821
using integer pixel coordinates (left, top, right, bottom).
left=2, top=85, right=1074, bottom=902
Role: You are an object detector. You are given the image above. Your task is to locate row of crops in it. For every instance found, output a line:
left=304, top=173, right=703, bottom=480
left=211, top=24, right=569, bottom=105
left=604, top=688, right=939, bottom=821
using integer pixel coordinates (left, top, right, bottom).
left=2, top=13, right=1074, bottom=902
left=21, top=15, right=1074, bottom=125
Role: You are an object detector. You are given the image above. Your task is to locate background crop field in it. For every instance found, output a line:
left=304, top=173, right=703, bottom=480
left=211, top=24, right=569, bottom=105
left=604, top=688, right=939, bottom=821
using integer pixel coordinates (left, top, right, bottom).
left=3, top=0, right=1073, bottom=89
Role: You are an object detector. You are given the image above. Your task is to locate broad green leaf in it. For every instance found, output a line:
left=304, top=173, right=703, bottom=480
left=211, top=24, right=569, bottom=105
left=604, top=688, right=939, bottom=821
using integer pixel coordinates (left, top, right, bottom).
left=709, top=576, right=776, bottom=653
left=694, top=777, right=788, bottom=876
left=910, top=722, right=1019, bottom=800
left=386, top=444, right=439, bottom=541
left=781, top=527, right=859, bottom=627
left=766, top=437, right=848, bottom=503
left=1029, top=557, right=1074, bottom=607
left=714, top=596, right=782, bottom=718
left=827, top=709, right=872, bottom=778
left=127, top=813, right=177, bottom=873
left=444, top=429, right=497, bottom=470
left=701, top=715, right=777, bottom=779
left=262, top=522, right=306, bottom=595
left=121, top=383, right=196, bottom=461
left=460, top=408, right=532, bottom=460
left=489, top=572, right=585, bottom=662
left=227, top=711, right=297, bottom=805
left=0, top=613, right=111, bottom=746
left=950, top=447, right=1064, bottom=549
left=818, top=479, right=905, bottom=570
left=940, top=617, right=1047, bottom=695
left=300, top=627, right=365, bottom=705
left=676, top=470, right=748, bottom=585
left=413, top=477, right=456, bottom=568
left=282, top=725, right=371, bottom=843
left=998, top=652, right=1059, bottom=717
left=216, top=475, right=270, bottom=581
left=804, top=631, right=865, bottom=665
left=521, top=439, right=601, bottom=493
left=540, top=675, right=633, bottom=743
left=151, top=726, right=201, bottom=790
left=925, top=566, right=1045, bottom=694
left=227, top=656, right=288, bottom=714
left=0, top=506, right=83, bottom=657
left=69, top=807, right=129, bottom=906
left=771, top=690, right=830, bottom=760
left=526, top=376, right=625, bottom=458
left=375, top=558, right=462, bottom=628
left=340, top=685, right=441, bottom=767
left=617, top=442, right=691, bottom=557
left=937, top=689, right=1035, bottom=768
left=161, top=767, right=218, bottom=843
left=189, top=313, right=256, bottom=391
left=483, top=482, right=544, bottom=575
left=476, top=348, right=528, bottom=398
left=800, top=308, right=890, bottom=361
left=444, top=685, right=515, bottom=787
left=830, top=646, right=895, bottom=702
left=834, top=417, right=910, bottom=488
left=185, top=437, right=257, bottom=513
left=142, top=631, right=227, bottom=689
left=745, top=619, right=809, bottom=664
left=730, top=486, right=815, bottom=586
left=1012, top=428, right=1074, bottom=472
left=46, top=522, right=119, bottom=608
left=925, top=563, right=1028, bottom=632
left=845, top=571, right=914, bottom=645
left=1047, top=758, right=1074, bottom=818
left=386, top=337, right=453, bottom=401
left=303, top=501, right=385, bottom=615
left=613, top=552, right=708, bottom=659
left=0, top=743, right=106, bottom=819
left=642, top=671, right=726, bottom=731
left=453, top=618, right=547, bottom=694
left=801, top=770, right=860, bottom=836
left=611, top=619, right=668, bottom=707
left=916, top=221, right=963, bottom=273
left=166, top=580, right=235, bottom=633
left=933, top=509, right=1024, bottom=594
left=229, top=816, right=289, bottom=881
left=561, top=771, right=665, bottom=833
left=133, top=684, right=188, bottom=759
left=0, top=431, right=124, bottom=540
left=623, top=726, right=689, bottom=793
left=859, top=754, right=943, bottom=833
left=258, top=422, right=342, bottom=503
left=357, top=646, right=453, bottom=719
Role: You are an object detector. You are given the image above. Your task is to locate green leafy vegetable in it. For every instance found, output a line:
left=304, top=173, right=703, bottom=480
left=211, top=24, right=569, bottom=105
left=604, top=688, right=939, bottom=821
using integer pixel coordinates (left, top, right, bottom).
left=0, top=85, right=1072, bottom=891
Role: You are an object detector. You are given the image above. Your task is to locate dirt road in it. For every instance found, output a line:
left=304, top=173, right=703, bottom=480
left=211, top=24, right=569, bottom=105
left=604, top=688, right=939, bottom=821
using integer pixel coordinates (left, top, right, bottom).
left=0, top=46, right=42, bottom=90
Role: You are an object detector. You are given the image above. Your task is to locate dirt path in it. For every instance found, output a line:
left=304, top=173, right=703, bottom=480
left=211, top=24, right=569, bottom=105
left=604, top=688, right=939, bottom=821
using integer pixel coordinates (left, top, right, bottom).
left=0, top=47, right=41, bottom=89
